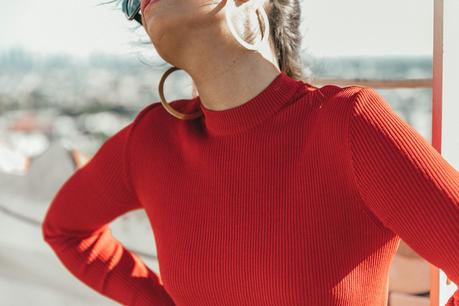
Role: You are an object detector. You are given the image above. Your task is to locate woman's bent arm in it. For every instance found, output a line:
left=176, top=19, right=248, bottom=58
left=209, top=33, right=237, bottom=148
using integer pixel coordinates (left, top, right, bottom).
left=41, top=116, right=175, bottom=306
left=348, top=87, right=459, bottom=306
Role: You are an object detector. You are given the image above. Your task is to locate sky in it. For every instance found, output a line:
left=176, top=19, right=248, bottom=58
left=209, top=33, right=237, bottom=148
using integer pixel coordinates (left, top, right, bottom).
left=0, top=0, right=434, bottom=59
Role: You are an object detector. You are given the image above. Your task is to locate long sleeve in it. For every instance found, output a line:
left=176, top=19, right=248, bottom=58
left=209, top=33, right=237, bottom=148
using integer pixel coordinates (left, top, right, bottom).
left=348, top=87, right=459, bottom=305
left=41, top=118, right=175, bottom=306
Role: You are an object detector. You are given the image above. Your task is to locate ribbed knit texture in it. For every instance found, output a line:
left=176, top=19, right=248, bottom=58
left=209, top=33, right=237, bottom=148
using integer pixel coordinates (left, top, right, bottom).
left=42, top=71, right=459, bottom=306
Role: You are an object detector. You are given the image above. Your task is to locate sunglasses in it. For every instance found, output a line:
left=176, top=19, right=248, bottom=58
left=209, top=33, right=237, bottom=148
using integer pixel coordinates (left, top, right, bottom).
left=122, top=0, right=143, bottom=25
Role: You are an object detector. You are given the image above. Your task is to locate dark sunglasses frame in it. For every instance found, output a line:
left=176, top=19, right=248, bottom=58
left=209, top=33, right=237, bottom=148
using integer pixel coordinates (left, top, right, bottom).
left=122, top=0, right=143, bottom=25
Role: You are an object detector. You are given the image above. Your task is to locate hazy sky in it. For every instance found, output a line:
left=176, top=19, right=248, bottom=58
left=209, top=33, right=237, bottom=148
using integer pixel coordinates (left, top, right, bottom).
left=0, top=0, right=433, bottom=58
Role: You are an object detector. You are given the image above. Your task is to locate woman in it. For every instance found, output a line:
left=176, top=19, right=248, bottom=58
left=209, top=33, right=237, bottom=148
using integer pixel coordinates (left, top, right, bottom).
left=42, top=0, right=459, bottom=305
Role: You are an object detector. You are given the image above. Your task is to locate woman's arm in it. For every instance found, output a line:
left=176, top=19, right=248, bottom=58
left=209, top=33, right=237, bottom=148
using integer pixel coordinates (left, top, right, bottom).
left=348, top=87, right=459, bottom=306
left=41, top=105, right=175, bottom=306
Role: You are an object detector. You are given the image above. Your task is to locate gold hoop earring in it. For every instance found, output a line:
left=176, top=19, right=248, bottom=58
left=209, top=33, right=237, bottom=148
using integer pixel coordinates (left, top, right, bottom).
left=158, top=66, right=203, bottom=120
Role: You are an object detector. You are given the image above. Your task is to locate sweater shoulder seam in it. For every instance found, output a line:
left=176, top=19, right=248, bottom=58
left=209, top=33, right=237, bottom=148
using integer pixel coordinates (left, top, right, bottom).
left=345, top=87, right=392, bottom=231
left=124, top=102, right=163, bottom=205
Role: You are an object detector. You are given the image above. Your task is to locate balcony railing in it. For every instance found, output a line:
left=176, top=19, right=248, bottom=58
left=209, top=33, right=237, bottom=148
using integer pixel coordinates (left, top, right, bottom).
left=311, top=78, right=432, bottom=89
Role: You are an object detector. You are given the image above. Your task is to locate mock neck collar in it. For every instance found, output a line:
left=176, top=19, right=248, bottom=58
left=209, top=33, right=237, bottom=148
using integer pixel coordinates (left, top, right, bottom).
left=194, top=71, right=304, bottom=137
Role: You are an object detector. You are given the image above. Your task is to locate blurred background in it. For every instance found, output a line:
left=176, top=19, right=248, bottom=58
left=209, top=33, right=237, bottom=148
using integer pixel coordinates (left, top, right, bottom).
left=0, top=0, right=435, bottom=305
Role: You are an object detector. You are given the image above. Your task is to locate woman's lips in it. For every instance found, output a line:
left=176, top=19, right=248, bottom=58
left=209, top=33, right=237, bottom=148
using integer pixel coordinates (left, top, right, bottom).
left=141, top=0, right=159, bottom=13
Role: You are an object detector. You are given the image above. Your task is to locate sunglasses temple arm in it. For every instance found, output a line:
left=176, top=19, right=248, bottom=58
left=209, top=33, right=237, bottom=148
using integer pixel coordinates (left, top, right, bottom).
left=134, top=13, right=143, bottom=25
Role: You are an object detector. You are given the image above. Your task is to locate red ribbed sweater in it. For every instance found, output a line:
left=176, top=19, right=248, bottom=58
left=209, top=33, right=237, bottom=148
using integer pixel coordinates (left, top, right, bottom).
left=42, top=71, right=459, bottom=306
